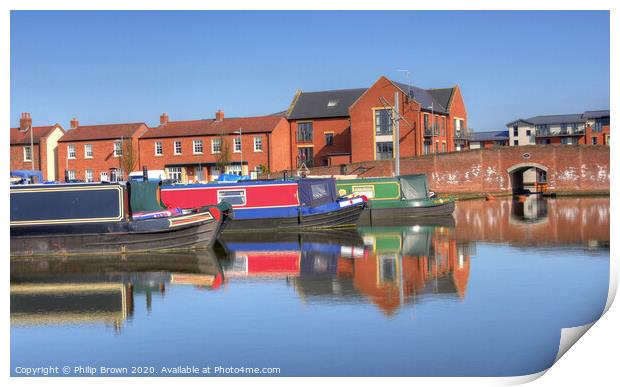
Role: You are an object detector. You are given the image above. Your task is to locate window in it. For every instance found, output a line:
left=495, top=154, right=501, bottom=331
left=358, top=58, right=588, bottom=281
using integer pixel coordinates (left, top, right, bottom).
left=174, top=141, right=182, bottom=155
left=442, top=142, right=447, bottom=152
left=110, top=168, right=122, bottom=182
left=297, top=122, right=313, bottom=143
left=254, top=136, right=262, bottom=152
left=424, top=114, right=430, bottom=131
left=100, top=172, right=108, bottom=182
left=212, top=138, right=222, bottom=153
left=234, top=138, right=242, bottom=152
left=23, top=146, right=32, bottom=161
left=217, top=189, right=247, bottom=206
left=525, top=129, right=531, bottom=136
left=68, top=144, right=76, bottom=159
left=167, top=167, right=182, bottom=181
left=561, top=137, right=577, bottom=145
left=193, top=140, right=203, bottom=154
left=376, top=142, right=393, bottom=160
left=85, top=169, right=93, bottom=182
left=513, top=139, right=519, bottom=146
left=592, top=137, right=598, bottom=145
left=424, top=140, right=432, bottom=154
left=114, top=141, right=122, bottom=157
left=155, top=142, right=163, bottom=156
left=85, top=144, right=93, bottom=158
left=513, top=126, right=518, bottom=137
left=225, top=165, right=243, bottom=176
left=325, top=133, right=334, bottom=146
left=327, top=99, right=339, bottom=107
left=297, top=147, right=314, bottom=167
left=67, top=170, right=76, bottom=180
left=375, top=109, right=393, bottom=135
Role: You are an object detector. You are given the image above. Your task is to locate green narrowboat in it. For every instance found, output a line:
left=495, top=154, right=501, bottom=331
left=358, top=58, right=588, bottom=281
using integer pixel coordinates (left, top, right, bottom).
left=335, top=174, right=455, bottom=224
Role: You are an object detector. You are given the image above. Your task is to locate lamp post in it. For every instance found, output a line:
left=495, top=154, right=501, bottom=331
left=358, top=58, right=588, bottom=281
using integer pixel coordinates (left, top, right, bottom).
left=233, top=128, right=243, bottom=175
left=428, top=103, right=434, bottom=153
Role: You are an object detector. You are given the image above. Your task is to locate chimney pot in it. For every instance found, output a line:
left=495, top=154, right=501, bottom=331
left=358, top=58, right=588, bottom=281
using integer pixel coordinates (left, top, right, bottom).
left=160, top=113, right=169, bottom=125
left=19, top=112, right=32, bottom=131
left=215, top=110, right=224, bottom=121
left=70, top=118, right=79, bottom=129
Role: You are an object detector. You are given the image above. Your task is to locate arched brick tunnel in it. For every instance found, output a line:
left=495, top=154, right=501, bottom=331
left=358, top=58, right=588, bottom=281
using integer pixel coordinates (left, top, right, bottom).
left=304, top=145, right=610, bottom=194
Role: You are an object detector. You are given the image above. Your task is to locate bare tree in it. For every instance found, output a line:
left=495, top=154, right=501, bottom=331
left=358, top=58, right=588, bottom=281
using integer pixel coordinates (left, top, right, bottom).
left=119, top=138, right=138, bottom=180
left=215, top=134, right=231, bottom=172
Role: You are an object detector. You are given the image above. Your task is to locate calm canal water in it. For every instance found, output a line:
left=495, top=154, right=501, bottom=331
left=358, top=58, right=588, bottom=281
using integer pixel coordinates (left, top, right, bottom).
left=11, top=196, right=610, bottom=377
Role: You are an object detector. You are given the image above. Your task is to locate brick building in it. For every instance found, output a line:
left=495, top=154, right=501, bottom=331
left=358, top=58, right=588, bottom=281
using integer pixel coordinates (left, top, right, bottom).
left=468, top=130, right=509, bottom=149
left=138, top=111, right=291, bottom=183
left=286, top=76, right=468, bottom=167
left=506, top=109, right=610, bottom=146
left=57, top=119, right=149, bottom=182
left=10, top=112, right=65, bottom=181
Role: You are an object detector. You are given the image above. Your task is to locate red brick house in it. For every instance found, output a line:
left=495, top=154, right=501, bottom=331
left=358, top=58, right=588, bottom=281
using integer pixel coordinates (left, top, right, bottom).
left=138, top=111, right=291, bottom=183
left=10, top=112, right=65, bottom=181
left=286, top=75, right=468, bottom=167
left=57, top=119, right=149, bottom=182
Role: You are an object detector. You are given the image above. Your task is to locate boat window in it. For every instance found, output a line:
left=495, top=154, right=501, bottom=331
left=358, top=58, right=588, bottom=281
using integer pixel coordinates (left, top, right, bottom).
left=351, top=185, right=375, bottom=199
left=310, top=183, right=328, bottom=201
left=217, top=189, right=246, bottom=206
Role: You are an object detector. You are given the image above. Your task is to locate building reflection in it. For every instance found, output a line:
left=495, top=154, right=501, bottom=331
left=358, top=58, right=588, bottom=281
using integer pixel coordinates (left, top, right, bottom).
left=10, top=251, right=223, bottom=331
left=454, top=196, right=610, bottom=247
left=219, top=226, right=472, bottom=316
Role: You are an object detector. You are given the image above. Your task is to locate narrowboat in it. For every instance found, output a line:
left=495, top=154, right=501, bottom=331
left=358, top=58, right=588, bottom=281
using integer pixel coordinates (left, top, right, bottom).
left=334, top=174, right=455, bottom=224
left=161, top=178, right=367, bottom=232
left=10, top=181, right=231, bottom=256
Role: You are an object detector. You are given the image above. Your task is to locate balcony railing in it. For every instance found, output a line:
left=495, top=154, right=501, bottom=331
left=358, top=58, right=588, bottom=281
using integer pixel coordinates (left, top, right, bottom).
left=535, top=128, right=585, bottom=137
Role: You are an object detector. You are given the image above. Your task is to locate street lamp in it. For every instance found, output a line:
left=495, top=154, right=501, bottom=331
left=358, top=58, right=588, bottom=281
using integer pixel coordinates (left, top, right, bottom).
left=233, top=128, right=243, bottom=175
left=428, top=103, right=434, bottom=153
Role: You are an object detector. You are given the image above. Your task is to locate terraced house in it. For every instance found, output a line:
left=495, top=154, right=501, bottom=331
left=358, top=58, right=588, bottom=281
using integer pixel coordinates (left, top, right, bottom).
left=57, top=119, right=148, bottom=182
left=506, top=109, right=610, bottom=146
left=10, top=112, right=65, bottom=181
left=286, top=75, right=468, bottom=167
left=138, top=111, right=291, bottom=183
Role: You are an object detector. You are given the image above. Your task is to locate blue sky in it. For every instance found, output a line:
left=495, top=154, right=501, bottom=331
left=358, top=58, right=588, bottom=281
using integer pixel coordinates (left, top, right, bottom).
left=10, top=10, right=610, bottom=131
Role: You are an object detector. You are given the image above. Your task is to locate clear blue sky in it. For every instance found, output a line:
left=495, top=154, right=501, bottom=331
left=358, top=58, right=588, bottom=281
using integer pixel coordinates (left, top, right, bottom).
left=10, top=10, right=610, bottom=131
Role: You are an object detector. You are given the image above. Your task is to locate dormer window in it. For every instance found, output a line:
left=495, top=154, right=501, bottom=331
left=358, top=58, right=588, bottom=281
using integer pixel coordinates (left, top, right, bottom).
left=327, top=99, right=339, bottom=107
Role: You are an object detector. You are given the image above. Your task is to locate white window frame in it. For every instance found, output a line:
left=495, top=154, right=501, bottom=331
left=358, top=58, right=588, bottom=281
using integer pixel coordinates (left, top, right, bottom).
left=100, top=171, right=109, bottom=182
left=254, top=136, right=263, bottom=152
left=84, top=144, right=93, bottom=159
left=67, top=144, right=76, bottom=159
left=110, top=168, right=122, bottom=182
left=217, top=189, right=247, bottom=207
left=233, top=138, right=242, bottom=153
left=23, top=146, right=32, bottom=162
left=174, top=141, right=182, bottom=155
left=193, top=139, right=204, bottom=154
left=167, top=167, right=183, bottom=181
left=155, top=141, right=163, bottom=156
left=212, top=138, right=222, bottom=154
left=225, top=164, right=243, bottom=175
left=85, top=169, right=93, bottom=182
left=113, top=141, right=122, bottom=158
left=67, top=170, right=76, bottom=180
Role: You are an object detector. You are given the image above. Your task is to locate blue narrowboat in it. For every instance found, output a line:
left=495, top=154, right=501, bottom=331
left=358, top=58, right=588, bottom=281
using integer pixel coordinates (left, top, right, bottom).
left=10, top=181, right=231, bottom=256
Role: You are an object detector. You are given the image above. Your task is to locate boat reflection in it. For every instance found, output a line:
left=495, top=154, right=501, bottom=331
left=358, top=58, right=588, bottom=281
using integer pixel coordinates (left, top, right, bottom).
left=454, top=196, right=610, bottom=247
left=219, top=225, right=472, bottom=316
left=10, top=251, right=223, bottom=330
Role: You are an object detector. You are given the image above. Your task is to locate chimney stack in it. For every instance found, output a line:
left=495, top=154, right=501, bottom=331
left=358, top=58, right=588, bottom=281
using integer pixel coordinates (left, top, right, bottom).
left=160, top=112, right=169, bottom=125
left=215, top=110, right=224, bottom=121
left=70, top=118, right=79, bottom=129
left=19, top=112, right=32, bottom=131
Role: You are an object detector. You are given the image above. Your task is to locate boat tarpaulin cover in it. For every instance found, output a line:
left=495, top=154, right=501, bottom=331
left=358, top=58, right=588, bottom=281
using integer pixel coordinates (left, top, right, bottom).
left=297, top=178, right=338, bottom=207
left=11, top=170, right=44, bottom=183
left=398, top=174, right=429, bottom=200
left=129, top=181, right=168, bottom=213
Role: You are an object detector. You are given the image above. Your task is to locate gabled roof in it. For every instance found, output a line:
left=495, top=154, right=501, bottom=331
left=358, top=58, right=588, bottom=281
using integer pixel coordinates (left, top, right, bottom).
left=59, top=122, right=147, bottom=142
left=10, top=125, right=62, bottom=145
left=141, top=115, right=285, bottom=139
left=287, top=88, right=367, bottom=120
left=470, top=130, right=509, bottom=142
left=582, top=110, right=610, bottom=119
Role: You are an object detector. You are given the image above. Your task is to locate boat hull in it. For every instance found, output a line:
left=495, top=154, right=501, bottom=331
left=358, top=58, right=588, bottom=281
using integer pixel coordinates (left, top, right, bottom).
left=359, top=200, right=456, bottom=225
left=222, top=202, right=366, bottom=232
left=11, top=213, right=224, bottom=257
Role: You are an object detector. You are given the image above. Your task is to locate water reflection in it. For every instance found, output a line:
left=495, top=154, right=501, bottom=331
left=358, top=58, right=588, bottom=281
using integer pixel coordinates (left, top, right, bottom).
left=10, top=251, right=223, bottom=330
left=219, top=226, right=473, bottom=316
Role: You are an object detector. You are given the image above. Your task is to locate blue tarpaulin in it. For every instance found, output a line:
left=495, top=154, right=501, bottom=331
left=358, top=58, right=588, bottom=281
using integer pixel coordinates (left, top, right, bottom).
left=11, top=170, right=44, bottom=184
left=297, top=178, right=338, bottom=207
left=217, top=174, right=251, bottom=182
